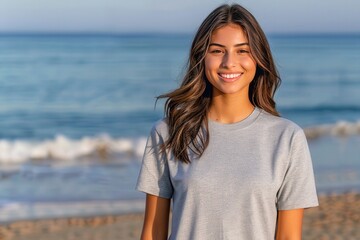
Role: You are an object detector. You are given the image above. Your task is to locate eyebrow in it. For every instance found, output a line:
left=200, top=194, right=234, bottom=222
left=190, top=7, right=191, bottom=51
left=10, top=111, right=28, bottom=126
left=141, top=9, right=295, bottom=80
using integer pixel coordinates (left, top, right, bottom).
left=209, top=43, right=249, bottom=47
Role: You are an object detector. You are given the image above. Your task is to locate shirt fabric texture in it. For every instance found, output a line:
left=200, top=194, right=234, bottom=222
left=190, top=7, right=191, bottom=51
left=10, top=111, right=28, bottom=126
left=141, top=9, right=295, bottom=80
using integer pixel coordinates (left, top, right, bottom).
left=136, top=107, right=319, bottom=239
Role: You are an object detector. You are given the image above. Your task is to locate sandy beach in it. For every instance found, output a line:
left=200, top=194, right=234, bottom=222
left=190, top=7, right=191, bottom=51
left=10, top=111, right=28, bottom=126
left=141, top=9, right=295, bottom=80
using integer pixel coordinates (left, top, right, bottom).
left=0, top=192, right=359, bottom=240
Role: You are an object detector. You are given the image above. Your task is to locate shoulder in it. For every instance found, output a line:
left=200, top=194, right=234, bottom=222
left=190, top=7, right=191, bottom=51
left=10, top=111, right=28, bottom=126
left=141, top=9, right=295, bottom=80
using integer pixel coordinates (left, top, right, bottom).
left=257, top=108, right=310, bottom=155
left=257, top=108, right=304, bottom=137
left=150, top=118, right=169, bottom=138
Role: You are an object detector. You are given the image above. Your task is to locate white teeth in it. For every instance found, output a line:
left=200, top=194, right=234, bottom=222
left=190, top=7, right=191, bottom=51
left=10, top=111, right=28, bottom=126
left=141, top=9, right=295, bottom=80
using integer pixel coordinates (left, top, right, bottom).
left=219, top=73, right=241, bottom=79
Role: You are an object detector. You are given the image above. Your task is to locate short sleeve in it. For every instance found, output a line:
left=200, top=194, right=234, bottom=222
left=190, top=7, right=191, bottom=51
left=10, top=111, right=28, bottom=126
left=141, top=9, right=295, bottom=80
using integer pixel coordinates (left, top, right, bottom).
left=276, top=129, right=319, bottom=210
left=135, top=124, right=173, bottom=199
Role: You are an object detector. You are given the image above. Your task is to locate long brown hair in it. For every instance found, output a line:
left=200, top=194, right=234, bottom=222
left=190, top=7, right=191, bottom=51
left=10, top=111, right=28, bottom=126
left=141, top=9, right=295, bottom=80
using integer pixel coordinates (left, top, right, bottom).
left=158, top=4, right=281, bottom=163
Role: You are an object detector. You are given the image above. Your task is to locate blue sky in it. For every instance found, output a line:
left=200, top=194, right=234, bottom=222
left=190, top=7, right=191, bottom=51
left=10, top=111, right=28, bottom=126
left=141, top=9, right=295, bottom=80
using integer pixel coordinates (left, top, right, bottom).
left=0, top=0, right=359, bottom=33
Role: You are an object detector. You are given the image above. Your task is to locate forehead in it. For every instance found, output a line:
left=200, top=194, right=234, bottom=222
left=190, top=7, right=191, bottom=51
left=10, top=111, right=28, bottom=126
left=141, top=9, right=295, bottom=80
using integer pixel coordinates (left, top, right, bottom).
left=210, top=23, right=248, bottom=43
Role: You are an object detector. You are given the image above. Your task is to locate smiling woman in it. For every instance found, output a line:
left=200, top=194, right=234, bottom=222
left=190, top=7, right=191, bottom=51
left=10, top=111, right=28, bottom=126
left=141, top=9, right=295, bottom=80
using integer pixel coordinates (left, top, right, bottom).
left=136, top=3, right=319, bottom=240
left=205, top=23, right=257, bottom=122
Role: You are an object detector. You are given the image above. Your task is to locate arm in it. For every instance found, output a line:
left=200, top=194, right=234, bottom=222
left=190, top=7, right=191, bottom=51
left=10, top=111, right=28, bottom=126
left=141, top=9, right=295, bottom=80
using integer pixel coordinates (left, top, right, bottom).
left=140, top=194, right=171, bottom=240
left=275, top=208, right=304, bottom=240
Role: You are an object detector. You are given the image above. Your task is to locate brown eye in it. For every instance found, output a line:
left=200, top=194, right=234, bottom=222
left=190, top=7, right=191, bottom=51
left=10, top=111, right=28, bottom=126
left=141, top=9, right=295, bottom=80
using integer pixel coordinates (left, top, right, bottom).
left=238, top=49, right=249, bottom=54
left=210, top=49, right=223, bottom=54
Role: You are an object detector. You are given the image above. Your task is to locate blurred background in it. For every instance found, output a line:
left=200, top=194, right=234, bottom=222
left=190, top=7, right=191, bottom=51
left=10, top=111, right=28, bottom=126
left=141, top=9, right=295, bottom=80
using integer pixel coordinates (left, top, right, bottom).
left=0, top=0, right=359, bottom=239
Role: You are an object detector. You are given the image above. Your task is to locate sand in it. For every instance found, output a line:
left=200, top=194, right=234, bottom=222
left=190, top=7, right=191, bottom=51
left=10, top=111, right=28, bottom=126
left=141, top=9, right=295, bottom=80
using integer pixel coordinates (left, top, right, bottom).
left=0, top=192, right=359, bottom=240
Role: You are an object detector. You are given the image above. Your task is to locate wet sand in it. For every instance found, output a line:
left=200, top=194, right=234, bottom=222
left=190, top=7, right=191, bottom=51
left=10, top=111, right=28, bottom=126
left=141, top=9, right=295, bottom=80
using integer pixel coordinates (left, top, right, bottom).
left=0, top=192, right=359, bottom=240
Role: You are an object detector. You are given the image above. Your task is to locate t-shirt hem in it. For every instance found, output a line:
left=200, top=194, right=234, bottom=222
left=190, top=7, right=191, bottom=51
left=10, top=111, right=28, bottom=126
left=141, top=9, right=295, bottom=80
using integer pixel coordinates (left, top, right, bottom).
left=277, top=201, right=319, bottom=210
left=136, top=185, right=172, bottom=199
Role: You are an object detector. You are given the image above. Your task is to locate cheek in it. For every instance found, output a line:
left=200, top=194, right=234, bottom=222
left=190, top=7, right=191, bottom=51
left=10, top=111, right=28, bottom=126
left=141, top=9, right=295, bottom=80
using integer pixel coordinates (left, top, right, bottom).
left=204, top=57, right=216, bottom=79
left=204, top=57, right=210, bottom=69
left=204, top=67, right=213, bottom=84
left=204, top=58, right=217, bottom=87
left=240, top=57, right=257, bottom=71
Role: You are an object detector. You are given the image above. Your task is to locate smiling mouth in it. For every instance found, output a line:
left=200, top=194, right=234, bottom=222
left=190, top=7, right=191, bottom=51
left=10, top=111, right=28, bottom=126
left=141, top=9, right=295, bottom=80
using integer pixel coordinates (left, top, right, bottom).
left=218, top=73, right=243, bottom=82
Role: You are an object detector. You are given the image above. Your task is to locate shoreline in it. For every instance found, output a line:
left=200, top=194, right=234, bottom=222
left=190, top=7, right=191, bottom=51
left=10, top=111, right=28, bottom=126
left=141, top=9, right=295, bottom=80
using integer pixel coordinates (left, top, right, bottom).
left=0, top=192, right=359, bottom=240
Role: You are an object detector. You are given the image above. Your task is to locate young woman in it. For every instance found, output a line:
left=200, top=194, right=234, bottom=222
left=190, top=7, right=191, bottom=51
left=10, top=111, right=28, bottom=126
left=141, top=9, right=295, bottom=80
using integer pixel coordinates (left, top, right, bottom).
left=136, top=4, right=319, bottom=239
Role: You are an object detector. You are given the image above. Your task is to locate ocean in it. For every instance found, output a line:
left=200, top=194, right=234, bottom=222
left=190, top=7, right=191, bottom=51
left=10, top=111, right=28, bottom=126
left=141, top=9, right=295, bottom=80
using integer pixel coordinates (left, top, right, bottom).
left=0, top=33, right=359, bottom=222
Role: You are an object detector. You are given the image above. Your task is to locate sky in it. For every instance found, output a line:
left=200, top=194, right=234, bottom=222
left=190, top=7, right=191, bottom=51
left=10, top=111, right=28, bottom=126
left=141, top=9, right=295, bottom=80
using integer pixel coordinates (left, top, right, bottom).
left=0, top=0, right=359, bottom=33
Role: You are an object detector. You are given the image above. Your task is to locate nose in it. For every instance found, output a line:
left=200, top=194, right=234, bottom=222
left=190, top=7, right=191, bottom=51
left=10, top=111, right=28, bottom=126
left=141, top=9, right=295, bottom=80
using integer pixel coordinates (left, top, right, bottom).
left=221, top=52, right=237, bottom=68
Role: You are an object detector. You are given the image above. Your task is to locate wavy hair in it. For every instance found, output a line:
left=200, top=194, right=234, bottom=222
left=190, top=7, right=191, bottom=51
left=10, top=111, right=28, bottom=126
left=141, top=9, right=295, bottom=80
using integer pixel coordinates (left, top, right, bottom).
left=158, top=4, right=281, bottom=163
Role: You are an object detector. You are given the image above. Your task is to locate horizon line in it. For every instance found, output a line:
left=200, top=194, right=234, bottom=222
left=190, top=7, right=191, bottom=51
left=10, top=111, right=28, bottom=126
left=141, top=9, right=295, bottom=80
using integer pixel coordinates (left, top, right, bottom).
left=0, top=31, right=359, bottom=36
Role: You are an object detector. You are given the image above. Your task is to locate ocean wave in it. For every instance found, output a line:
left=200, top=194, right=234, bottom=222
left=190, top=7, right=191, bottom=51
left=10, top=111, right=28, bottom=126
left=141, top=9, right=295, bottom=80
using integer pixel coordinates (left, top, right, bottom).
left=0, top=135, right=147, bottom=163
left=304, top=120, right=360, bottom=139
left=0, top=119, right=359, bottom=163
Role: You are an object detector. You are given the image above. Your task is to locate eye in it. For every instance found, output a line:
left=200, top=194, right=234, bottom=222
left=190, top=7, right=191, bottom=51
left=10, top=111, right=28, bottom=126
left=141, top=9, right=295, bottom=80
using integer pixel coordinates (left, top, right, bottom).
left=209, top=49, right=223, bottom=54
left=238, top=49, right=250, bottom=54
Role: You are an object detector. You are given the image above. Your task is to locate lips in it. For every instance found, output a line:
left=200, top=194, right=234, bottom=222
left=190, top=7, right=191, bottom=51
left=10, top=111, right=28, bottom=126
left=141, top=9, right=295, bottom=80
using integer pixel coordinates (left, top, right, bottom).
left=218, top=73, right=243, bottom=82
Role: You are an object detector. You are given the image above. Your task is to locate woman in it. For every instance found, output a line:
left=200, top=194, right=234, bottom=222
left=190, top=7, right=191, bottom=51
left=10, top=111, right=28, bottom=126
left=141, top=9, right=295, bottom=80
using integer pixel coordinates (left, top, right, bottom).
left=136, top=3, right=319, bottom=239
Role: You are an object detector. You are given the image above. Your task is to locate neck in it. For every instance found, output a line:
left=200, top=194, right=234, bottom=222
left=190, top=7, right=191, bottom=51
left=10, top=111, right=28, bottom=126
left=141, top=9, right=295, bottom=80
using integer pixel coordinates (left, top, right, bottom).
left=208, top=93, right=254, bottom=124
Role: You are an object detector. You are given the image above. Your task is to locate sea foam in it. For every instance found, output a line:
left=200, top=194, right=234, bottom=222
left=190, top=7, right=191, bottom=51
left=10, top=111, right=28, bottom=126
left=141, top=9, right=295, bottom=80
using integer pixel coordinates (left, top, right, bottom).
left=0, top=119, right=359, bottom=163
left=0, top=135, right=147, bottom=163
left=304, top=120, right=360, bottom=139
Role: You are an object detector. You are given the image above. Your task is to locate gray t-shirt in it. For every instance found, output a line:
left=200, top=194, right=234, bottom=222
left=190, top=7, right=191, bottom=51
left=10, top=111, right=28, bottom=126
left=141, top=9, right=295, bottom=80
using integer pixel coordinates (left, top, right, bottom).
left=136, top=107, right=319, bottom=239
